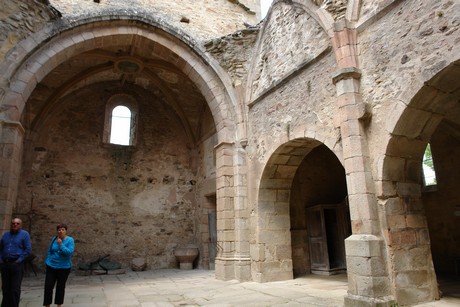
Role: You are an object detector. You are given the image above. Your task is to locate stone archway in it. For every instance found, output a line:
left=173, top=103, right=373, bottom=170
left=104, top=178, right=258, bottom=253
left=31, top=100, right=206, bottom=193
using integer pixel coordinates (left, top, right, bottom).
left=380, top=60, right=460, bottom=305
left=291, top=144, right=349, bottom=277
left=252, top=137, right=348, bottom=282
left=0, top=16, right=242, bottom=274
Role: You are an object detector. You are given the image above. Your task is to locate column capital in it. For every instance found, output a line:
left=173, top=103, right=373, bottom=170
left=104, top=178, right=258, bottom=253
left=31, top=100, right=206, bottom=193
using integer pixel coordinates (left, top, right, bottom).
left=0, top=120, right=25, bottom=135
left=332, top=67, right=362, bottom=84
left=214, top=141, right=234, bottom=150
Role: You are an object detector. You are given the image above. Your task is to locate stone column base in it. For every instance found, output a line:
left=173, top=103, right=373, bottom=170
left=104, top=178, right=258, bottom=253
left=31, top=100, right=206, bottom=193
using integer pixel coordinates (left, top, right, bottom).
left=215, top=256, right=251, bottom=281
left=234, top=257, right=251, bottom=281
left=344, top=294, right=397, bottom=307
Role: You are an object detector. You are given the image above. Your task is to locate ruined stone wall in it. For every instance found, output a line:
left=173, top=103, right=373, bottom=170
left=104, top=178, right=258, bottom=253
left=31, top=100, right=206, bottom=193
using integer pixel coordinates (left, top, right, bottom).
left=359, top=0, right=459, bottom=161
left=245, top=1, right=337, bottom=171
left=354, top=0, right=459, bottom=303
left=1, top=0, right=458, bottom=300
left=0, top=1, right=56, bottom=63
left=248, top=1, right=330, bottom=100
left=0, top=0, right=259, bottom=97
left=16, top=83, right=206, bottom=270
left=243, top=2, right=339, bottom=281
left=312, top=0, right=347, bottom=20
left=246, top=55, right=338, bottom=170
left=205, top=26, right=260, bottom=87
left=49, top=0, right=259, bottom=41
left=242, top=0, right=458, bottom=294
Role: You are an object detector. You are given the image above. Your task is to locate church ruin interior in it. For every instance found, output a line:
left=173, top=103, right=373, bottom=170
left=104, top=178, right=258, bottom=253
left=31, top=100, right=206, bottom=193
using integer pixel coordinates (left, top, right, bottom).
left=0, top=0, right=459, bottom=306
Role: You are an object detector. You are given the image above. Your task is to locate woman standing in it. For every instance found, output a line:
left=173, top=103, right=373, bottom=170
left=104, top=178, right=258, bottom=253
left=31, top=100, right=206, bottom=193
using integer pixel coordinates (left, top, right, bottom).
left=43, top=224, right=74, bottom=307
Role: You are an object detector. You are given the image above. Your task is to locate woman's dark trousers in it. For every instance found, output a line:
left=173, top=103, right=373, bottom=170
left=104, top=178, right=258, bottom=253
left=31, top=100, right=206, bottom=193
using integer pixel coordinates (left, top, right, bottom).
left=43, top=265, right=71, bottom=305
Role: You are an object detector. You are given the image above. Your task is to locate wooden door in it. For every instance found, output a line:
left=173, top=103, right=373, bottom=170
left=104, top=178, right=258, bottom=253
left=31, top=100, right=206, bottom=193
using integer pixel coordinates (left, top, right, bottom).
left=306, top=206, right=330, bottom=272
left=307, top=203, right=349, bottom=275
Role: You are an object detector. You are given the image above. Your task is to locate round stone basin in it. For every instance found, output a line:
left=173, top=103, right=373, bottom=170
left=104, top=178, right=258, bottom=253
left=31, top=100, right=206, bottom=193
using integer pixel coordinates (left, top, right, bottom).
left=174, top=247, right=199, bottom=270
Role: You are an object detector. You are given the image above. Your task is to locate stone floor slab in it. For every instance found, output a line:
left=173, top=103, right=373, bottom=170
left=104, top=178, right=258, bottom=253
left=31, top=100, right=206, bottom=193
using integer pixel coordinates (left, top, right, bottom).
left=4, top=269, right=458, bottom=307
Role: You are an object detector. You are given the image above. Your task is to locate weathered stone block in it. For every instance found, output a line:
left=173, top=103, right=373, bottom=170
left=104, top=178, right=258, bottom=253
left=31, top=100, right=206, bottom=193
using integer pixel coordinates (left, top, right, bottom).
left=348, top=193, right=378, bottom=221
left=386, top=214, right=407, bottom=229
left=388, top=229, right=417, bottom=246
left=215, top=258, right=235, bottom=281
left=346, top=171, right=375, bottom=195
left=392, top=247, right=432, bottom=272
left=346, top=256, right=387, bottom=276
left=344, top=155, right=367, bottom=173
left=395, top=286, right=435, bottom=306
left=345, top=235, right=383, bottom=257
left=395, top=182, right=421, bottom=197
left=335, top=78, right=360, bottom=96
left=266, top=213, right=290, bottom=230
left=405, top=214, right=427, bottom=228
left=258, top=230, right=290, bottom=244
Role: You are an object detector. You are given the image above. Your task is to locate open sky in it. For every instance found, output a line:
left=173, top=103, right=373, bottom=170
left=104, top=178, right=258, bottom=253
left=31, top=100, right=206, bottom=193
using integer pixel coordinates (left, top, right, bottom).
left=260, top=0, right=273, bottom=18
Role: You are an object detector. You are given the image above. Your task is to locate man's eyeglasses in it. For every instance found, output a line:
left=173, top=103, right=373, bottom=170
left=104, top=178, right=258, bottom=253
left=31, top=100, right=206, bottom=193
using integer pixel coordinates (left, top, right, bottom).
left=11, top=223, right=21, bottom=225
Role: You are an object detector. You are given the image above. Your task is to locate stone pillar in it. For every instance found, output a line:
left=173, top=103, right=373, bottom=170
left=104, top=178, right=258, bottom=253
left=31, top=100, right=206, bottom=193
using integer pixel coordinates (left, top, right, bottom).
left=0, top=120, right=24, bottom=233
left=214, top=141, right=235, bottom=280
left=214, top=141, right=250, bottom=281
left=250, top=157, right=294, bottom=282
left=233, top=146, right=251, bottom=280
left=331, top=22, right=396, bottom=306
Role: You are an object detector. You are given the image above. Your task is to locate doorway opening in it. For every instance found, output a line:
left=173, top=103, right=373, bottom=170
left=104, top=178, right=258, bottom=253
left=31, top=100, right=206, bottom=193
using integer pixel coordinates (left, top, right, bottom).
left=290, top=144, right=350, bottom=277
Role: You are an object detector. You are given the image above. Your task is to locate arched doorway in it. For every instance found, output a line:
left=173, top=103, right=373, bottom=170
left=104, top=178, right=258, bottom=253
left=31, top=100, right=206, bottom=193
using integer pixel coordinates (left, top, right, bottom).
left=253, top=138, right=349, bottom=281
left=0, top=16, right=239, bottom=273
left=291, top=144, right=350, bottom=277
left=380, top=59, right=460, bottom=304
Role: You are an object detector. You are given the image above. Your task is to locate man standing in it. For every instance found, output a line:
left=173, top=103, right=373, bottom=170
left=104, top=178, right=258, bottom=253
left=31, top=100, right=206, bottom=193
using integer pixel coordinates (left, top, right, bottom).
left=0, top=218, right=32, bottom=307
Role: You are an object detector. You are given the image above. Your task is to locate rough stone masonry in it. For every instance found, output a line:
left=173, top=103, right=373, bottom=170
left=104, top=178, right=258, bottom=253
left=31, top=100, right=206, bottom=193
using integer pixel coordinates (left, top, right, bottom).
left=0, top=0, right=459, bottom=306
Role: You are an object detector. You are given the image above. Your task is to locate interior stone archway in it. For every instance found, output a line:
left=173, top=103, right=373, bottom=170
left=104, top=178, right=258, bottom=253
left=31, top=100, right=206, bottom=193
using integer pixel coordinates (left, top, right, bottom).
left=290, top=144, right=349, bottom=277
left=252, top=138, right=349, bottom=282
left=0, top=16, right=241, bottom=272
left=380, top=59, right=460, bottom=305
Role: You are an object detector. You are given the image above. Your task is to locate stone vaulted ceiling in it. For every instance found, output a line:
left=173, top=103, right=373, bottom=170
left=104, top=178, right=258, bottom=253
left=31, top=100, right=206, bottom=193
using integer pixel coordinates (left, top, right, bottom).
left=24, top=35, right=213, bottom=145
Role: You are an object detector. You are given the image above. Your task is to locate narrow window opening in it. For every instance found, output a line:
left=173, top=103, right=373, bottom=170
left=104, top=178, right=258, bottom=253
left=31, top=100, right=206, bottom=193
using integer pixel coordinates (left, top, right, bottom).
left=110, top=106, right=131, bottom=146
left=422, top=143, right=437, bottom=188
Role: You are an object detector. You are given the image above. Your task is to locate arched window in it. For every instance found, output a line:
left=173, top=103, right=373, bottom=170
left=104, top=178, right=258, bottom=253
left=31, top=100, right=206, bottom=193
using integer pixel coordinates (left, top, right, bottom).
left=103, top=94, right=138, bottom=146
left=422, top=143, right=437, bottom=188
left=110, top=106, right=131, bottom=145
